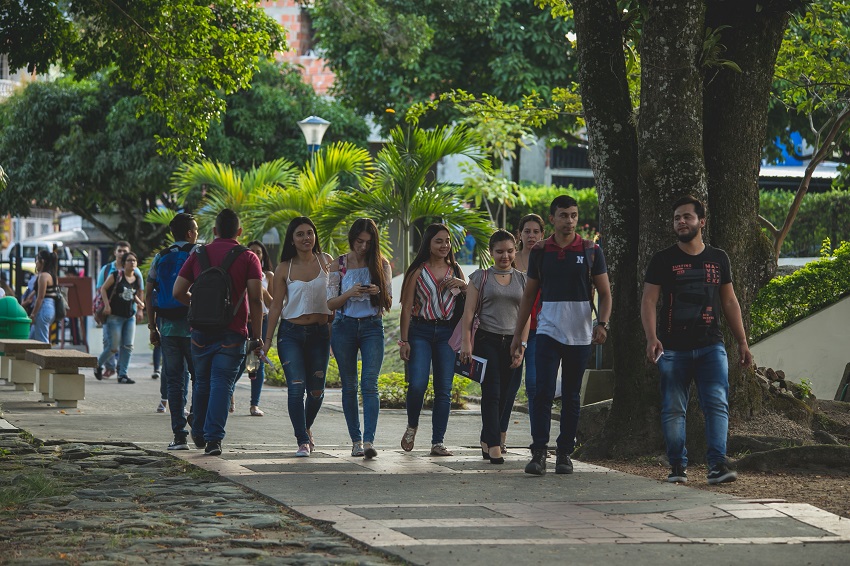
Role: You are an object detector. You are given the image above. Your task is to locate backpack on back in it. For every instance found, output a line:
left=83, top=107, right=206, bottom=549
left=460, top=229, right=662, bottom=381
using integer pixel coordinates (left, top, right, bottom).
left=154, top=242, right=195, bottom=319
left=187, top=244, right=248, bottom=332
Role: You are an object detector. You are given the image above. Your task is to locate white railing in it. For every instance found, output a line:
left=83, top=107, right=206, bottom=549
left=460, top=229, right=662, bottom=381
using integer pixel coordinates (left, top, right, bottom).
left=0, top=79, right=21, bottom=99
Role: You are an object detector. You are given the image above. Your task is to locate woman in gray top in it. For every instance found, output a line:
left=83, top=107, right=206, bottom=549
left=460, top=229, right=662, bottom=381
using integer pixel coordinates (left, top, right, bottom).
left=459, top=230, right=529, bottom=464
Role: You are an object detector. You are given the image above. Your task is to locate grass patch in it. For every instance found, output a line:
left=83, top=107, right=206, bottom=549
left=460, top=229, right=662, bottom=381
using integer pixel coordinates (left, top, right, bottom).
left=0, top=471, right=69, bottom=508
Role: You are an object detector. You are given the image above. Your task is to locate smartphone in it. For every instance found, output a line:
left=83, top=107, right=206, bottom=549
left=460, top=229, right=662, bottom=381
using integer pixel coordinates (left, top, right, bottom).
left=450, top=287, right=461, bottom=296
left=654, top=350, right=664, bottom=363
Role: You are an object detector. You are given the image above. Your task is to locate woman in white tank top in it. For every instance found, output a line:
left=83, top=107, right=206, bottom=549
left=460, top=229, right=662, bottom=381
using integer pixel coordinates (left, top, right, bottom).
left=263, top=217, right=333, bottom=457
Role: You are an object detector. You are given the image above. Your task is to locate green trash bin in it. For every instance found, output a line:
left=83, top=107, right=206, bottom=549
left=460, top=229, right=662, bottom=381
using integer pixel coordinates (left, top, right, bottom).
left=0, top=296, right=32, bottom=342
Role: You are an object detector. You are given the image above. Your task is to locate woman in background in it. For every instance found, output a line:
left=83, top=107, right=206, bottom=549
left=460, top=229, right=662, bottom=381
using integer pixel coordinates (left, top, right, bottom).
left=28, top=250, right=59, bottom=343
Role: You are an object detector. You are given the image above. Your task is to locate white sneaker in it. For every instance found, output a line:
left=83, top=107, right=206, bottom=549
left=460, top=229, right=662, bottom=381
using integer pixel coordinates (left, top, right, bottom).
left=295, top=443, right=311, bottom=457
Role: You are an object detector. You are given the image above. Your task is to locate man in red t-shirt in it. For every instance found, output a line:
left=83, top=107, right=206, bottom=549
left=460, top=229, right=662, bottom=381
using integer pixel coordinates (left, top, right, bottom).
left=173, top=209, right=263, bottom=456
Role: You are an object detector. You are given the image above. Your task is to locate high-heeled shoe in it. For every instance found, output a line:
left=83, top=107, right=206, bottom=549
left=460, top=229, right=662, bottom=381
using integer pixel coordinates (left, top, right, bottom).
left=481, top=442, right=490, bottom=460
left=488, top=448, right=504, bottom=465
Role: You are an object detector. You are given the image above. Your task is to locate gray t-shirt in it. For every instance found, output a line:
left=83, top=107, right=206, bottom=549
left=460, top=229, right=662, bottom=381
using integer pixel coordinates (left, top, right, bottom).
left=468, top=267, right=527, bottom=335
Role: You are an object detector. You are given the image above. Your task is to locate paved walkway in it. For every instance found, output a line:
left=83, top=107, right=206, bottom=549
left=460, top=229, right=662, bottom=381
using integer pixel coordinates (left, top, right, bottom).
left=1, top=350, right=849, bottom=564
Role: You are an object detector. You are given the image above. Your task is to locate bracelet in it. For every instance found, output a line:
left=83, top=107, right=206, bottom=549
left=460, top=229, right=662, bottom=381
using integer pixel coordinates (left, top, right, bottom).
left=397, top=339, right=408, bottom=346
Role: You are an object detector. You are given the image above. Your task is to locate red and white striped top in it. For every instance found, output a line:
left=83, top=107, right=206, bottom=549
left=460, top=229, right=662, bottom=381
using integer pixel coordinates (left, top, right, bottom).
left=413, top=264, right=460, bottom=321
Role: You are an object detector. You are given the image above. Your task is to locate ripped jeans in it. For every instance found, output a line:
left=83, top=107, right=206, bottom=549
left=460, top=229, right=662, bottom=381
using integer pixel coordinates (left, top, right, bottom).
left=277, top=320, right=330, bottom=446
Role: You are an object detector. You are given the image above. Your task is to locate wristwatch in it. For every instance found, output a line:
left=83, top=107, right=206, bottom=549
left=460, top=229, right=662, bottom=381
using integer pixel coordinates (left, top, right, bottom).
left=521, top=341, right=528, bottom=348
left=397, top=340, right=408, bottom=346
left=595, top=321, right=609, bottom=331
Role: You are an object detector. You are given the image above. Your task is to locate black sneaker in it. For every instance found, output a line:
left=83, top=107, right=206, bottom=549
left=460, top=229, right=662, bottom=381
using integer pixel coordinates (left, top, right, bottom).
left=94, top=366, right=103, bottom=381
left=168, top=435, right=189, bottom=451
left=191, top=435, right=206, bottom=449
left=668, top=463, right=688, bottom=483
left=555, top=452, right=574, bottom=474
left=117, top=375, right=135, bottom=384
left=204, top=440, right=222, bottom=456
left=707, top=463, right=737, bottom=484
left=524, top=449, right=547, bottom=476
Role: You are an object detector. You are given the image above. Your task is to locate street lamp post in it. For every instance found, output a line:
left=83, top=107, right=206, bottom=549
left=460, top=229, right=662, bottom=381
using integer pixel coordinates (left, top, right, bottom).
left=298, top=115, right=331, bottom=159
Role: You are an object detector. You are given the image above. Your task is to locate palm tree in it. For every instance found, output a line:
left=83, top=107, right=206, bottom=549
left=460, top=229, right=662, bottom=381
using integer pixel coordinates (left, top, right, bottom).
left=166, top=142, right=373, bottom=251
left=316, top=126, right=495, bottom=271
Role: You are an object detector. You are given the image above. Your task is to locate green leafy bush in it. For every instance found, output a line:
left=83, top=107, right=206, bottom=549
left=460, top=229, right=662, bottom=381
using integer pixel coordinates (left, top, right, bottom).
left=751, top=239, right=850, bottom=340
left=507, top=184, right=598, bottom=232
left=759, top=189, right=850, bottom=257
left=377, top=372, right=471, bottom=409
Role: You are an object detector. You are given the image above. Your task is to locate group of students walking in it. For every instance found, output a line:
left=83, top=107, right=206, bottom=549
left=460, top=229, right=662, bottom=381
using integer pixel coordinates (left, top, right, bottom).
left=92, top=191, right=751, bottom=485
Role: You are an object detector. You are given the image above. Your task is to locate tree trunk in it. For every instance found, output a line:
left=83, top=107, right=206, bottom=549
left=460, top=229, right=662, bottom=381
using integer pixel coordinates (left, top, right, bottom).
left=571, top=0, right=645, bottom=457
left=703, top=1, right=789, bottom=422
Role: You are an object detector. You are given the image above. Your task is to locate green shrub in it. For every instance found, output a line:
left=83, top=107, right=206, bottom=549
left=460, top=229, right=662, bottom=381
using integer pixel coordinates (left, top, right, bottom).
left=751, top=239, right=850, bottom=340
left=377, top=372, right=471, bottom=409
left=508, top=184, right=598, bottom=232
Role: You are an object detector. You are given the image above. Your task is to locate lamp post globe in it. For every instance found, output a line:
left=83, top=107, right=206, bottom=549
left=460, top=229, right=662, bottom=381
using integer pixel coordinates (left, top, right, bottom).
left=298, top=115, right=331, bottom=156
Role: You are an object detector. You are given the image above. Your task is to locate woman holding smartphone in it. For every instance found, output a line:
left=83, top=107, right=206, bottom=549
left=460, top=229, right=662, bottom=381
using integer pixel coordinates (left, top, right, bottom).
left=398, top=223, right=466, bottom=456
left=327, top=219, right=392, bottom=458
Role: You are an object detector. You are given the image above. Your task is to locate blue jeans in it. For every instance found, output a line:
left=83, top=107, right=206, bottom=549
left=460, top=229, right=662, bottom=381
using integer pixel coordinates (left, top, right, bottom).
left=658, top=342, right=730, bottom=468
left=154, top=318, right=166, bottom=399
left=331, top=314, right=385, bottom=444
left=278, top=320, right=330, bottom=445
left=29, top=298, right=56, bottom=343
left=247, top=316, right=268, bottom=407
left=530, top=334, right=591, bottom=454
left=406, top=321, right=455, bottom=445
left=190, top=330, right=246, bottom=443
left=98, top=315, right=136, bottom=376
left=162, top=334, right=193, bottom=436
left=517, top=329, right=539, bottom=434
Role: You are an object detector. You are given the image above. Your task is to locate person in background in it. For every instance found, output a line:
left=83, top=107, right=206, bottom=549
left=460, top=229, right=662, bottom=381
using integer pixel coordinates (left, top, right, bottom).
left=96, top=252, right=145, bottom=384
left=508, top=213, right=546, bottom=449
left=96, top=241, right=143, bottom=377
left=147, top=213, right=198, bottom=450
left=327, top=219, right=392, bottom=459
left=243, top=240, right=275, bottom=417
left=28, top=250, right=60, bottom=343
left=263, top=217, right=333, bottom=457
left=398, top=223, right=467, bottom=457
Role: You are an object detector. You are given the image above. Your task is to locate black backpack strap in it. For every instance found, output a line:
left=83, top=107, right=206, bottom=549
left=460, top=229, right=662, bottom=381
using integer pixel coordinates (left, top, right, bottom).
left=221, top=245, right=248, bottom=314
left=197, top=245, right=211, bottom=272
left=582, top=238, right=598, bottom=317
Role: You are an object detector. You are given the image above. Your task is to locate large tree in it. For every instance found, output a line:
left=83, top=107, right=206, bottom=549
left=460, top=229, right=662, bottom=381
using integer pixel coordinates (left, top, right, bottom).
left=1, top=0, right=285, bottom=157
left=310, top=0, right=578, bottom=132
left=564, top=0, right=798, bottom=459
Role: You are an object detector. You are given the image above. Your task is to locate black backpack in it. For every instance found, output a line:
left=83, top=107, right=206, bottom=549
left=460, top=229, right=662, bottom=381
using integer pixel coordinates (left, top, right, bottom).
left=187, top=244, right=248, bottom=332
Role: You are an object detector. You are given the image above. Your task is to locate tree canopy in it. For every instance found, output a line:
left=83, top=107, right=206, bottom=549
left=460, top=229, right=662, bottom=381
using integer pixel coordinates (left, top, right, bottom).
left=1, top=0, right=286, bottom=157
left=310, top=0, right=579, bottom=131
left=0, top=60, right=370, bottom=257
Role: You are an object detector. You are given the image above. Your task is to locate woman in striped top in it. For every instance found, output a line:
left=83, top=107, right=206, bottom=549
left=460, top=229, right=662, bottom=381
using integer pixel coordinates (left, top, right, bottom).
left=398, top=223, right=467, bottom=456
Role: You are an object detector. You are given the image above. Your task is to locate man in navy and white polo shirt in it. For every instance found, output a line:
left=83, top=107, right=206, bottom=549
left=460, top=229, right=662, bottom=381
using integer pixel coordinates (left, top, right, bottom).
left=511, top=195, right=612, bottom=476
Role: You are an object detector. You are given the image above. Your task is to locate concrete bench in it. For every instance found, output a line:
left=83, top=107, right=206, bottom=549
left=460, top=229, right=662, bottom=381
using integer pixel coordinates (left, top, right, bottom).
left=0, top=339, right=53, bottom=392
left=25, top=349, right=97, bottom=408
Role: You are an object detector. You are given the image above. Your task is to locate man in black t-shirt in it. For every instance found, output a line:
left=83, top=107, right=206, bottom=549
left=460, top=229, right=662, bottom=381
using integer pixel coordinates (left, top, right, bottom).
left=642, top=195, right=752, bottom=486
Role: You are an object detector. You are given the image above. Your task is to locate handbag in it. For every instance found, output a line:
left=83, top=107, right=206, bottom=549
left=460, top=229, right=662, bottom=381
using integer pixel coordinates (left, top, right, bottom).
left=448, top=269, right=488, bottom=352
left=53, top=288, right=69, bottom=322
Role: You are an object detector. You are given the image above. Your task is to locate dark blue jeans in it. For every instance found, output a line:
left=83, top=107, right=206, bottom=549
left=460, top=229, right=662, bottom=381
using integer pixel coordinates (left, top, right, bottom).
left=517, top=329, right=539, bottom=434
left=474, top=329, right=516, bottom=448
left=162, top=334, right=193, bottom=437
left=658, top=342, right=730, bottom=468
left=530, top=334, right=591, bottom=454
left=190, top=330, right=246, bottom=443
left=246, top=316, right=268, bottom=407
left=278, top=320, right=330, bottom=446
left=406, top=320, right=455, bottom=445
left=331, top=314, right=385, bottom=444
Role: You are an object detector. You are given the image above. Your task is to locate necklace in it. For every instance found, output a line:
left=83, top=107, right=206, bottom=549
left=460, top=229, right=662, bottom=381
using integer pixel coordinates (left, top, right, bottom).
left=492, top=268, right=512, bottom=275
